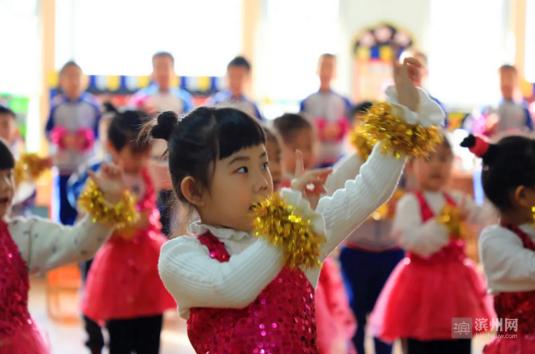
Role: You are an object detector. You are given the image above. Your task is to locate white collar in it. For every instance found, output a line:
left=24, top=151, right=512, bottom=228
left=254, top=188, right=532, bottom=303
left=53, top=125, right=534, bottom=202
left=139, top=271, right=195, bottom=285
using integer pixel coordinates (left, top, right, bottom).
left=187, top=220, right=251, bottom=241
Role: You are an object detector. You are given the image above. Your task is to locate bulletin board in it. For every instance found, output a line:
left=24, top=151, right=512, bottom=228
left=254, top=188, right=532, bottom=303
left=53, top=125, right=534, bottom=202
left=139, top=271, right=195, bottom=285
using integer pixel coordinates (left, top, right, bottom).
left=352, top=23, right=414, bottom=102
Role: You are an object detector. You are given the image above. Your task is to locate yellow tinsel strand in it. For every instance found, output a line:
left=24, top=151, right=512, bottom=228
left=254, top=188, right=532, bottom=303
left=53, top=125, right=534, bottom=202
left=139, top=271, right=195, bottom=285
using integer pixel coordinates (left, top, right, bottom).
left=14, top=153, right=50, bottom=186
left=78, top=179, right=138, bottom=229
left=349, top=125, right=373, bottom=161
left=358, top=102, right=442, bottom=159
left=252, top=194, right=326, bottom=269
left=437, top=204, right=463, bottom=238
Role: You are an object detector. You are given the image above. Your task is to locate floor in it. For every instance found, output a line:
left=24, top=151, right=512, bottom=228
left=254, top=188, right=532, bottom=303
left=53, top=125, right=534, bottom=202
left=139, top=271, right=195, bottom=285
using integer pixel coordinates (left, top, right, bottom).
left=29, top=276, right=493, bottom=354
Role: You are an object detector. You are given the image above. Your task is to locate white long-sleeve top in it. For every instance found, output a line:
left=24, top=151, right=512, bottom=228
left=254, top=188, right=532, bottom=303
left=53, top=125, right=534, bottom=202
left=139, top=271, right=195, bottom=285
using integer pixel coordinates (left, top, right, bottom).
left=479, top=224, right=535, bottom=293
left=325, top=153, right=398, bottom=250
left=392, top=191, right=497, bottom=258
left=8, top=215, right=113, bottom=274
left=158, top=86, right=446, bottom=319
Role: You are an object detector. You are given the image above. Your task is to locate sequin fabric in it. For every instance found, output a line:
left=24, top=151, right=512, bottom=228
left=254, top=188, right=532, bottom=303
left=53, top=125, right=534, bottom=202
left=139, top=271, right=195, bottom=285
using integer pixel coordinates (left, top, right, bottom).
left=0, top=220, right=31, bottom=337
left=493, top=225, right=535, bottom=335
left=187, top=232, right=319, bottom=353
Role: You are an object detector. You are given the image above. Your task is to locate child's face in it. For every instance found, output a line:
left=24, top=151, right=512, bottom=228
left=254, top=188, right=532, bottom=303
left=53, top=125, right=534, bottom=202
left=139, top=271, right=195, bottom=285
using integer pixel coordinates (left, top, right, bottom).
left=0, top=114, right=18, bottom=144
left=111, top=145, right=151, bottom=175
left=317, top=56, right=336, bottom=87
left=411, top=143, right=453, bottom=192
left=59, top=65, right=83, bottom=100
left=0, top=169, right=14, bottom=219
left=500, top=68, right=517, bottom=100
left=227, top=66, right=249, bottom=96
left=281, top=128, right=315, bottom=174
left=152, top=56, right=175, bottom=91
left=265, top=138, right=283, bottom=190
left=197, top=144, right=273, bottom=232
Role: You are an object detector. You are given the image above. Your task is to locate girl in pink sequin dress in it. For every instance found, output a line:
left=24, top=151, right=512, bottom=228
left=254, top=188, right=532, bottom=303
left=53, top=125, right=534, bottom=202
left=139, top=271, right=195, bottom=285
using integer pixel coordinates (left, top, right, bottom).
left=76, top=109, right=175, bottom=354
left=462, top=134, right=535, bottom=354
left=150, top=59, right=444, bottom=353
left=370, top=136, right=495, bottom=354
left=0, top=139, right=127, bottom=354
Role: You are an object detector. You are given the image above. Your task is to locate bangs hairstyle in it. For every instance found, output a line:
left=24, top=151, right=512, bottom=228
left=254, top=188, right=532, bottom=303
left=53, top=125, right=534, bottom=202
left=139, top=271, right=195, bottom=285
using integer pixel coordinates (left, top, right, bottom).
left=0, top=139, right=15, bottom=170
left=145, top=107, right=265, bottom=204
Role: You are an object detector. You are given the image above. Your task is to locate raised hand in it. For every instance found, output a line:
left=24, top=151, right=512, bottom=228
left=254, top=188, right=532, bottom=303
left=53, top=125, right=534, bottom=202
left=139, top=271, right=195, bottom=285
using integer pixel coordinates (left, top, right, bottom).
left=88, top=163, right=126, bottom=204
left=393, top=57, right=421, bottom=112
left=291, top=150, right=332, bottom=209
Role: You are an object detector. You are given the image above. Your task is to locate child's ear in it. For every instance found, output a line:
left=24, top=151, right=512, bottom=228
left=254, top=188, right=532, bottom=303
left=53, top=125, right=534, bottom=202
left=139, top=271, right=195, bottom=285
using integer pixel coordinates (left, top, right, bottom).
left=180, top=176, right=205, bottom=207
left=513, top=185, right=531, bottom=208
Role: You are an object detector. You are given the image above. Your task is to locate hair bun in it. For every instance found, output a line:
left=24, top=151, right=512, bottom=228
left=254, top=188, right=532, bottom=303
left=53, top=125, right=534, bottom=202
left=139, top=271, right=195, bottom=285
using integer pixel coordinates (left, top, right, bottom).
left=461, top=134, right=490, bottom=158
left=103, top=101, right=119, bottom=114
left=152, top=111, right=178, bottom=141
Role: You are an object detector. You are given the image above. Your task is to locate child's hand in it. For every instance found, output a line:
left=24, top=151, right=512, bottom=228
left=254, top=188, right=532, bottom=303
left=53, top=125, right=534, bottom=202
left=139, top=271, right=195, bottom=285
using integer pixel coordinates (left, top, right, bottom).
left=291, top=150, right=332, bottom=209
left=324, top=121, right=341, bottom=141
left=88, top=163, right=126, bottom=204
left=393, top=57, right=421, bottom=112
left=61, top=133, right=78, bottom=150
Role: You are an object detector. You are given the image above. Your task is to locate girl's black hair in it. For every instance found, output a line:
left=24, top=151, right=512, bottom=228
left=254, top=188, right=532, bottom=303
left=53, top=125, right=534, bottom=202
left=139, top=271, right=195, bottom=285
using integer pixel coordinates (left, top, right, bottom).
left=144, top=106, right=265, bottom=204
left=0, top=139, right=14, bottom=170
left=105, top=102, right=152, bottom=153
left=461, top=134, right=535, bottom=211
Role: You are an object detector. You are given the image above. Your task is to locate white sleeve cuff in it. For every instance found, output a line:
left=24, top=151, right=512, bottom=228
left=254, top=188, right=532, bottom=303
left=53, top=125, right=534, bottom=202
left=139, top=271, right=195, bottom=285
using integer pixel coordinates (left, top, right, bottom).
left=385, top=86, right=445, bottom=127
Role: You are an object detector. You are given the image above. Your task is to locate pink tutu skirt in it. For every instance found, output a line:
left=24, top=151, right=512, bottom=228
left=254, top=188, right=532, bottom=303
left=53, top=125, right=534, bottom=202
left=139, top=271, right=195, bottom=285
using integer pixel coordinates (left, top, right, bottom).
left=83, top=230, right=175, bottom=322
left=370, top=255, right=494, bottom=341
left=0, top=321, right=49, bottom=354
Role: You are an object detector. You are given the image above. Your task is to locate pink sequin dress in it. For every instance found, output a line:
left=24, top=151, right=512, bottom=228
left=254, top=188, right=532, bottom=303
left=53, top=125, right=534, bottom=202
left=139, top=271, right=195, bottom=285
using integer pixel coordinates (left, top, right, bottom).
left=370, top=191, right=494, bottom=341
left=0, top=221, right=49, bottom=354
left=187, top=232, right=319, bottom=353
left=82, top=169, right=175, bottom=321
left=483, top=224, right=535, bottom=354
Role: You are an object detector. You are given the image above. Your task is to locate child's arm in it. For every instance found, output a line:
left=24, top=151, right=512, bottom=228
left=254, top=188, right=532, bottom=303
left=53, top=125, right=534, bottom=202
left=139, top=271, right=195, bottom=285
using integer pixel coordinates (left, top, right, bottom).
left=323, top=153, right=363, bottom=196
left=451, top=191, right=498, bottom=225
left=9, top=216, right=113, bottom=274
left=11, top=163, right=131, bottom=273
left=159, top=237, right=284, bottom=310
left=311, top=60, right=445, bottom=259
left=391, top=194, right=449, bottom=257
left=480, top=226, right=535, bottom=291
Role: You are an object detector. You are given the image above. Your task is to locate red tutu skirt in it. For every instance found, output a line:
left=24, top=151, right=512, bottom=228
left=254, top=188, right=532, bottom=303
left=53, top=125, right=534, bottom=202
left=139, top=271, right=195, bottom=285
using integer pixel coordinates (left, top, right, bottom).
left=370, top=253, right=494, bottom=341
left=315, top=258, right=357, bottom=354
left=82, top=230, right=175, bottom=322
left=0, top=322, right=49, bottom=354
left=484, top=335, right=535, bottom=354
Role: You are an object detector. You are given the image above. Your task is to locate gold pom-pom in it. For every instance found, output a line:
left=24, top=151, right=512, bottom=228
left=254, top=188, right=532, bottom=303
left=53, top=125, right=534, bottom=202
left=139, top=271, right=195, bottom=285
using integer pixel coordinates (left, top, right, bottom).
left=14, top=153, right=50, bottom=186
left=252, top=194, right=326, bottom=268
left=78, top=179, right=138, bottom=229
left=349, top=125, right=373, bottom=161
left=359, top=102, right=442, bottom=159
left=437, top=204, right=463, bottom=237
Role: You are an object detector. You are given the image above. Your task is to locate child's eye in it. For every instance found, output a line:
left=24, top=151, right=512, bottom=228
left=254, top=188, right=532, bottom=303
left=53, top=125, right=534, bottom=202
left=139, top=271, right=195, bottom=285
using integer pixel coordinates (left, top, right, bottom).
left=262, top=162, right=269, bottom=171
left=236, top=166, right=248, bottom=174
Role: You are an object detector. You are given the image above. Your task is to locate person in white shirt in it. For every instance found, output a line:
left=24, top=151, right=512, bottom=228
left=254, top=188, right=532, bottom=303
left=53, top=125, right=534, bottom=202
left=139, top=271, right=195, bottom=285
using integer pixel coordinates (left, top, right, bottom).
left=462, top=134, right=535, bottom=354
left=0, top=139, right=131, bottom=354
